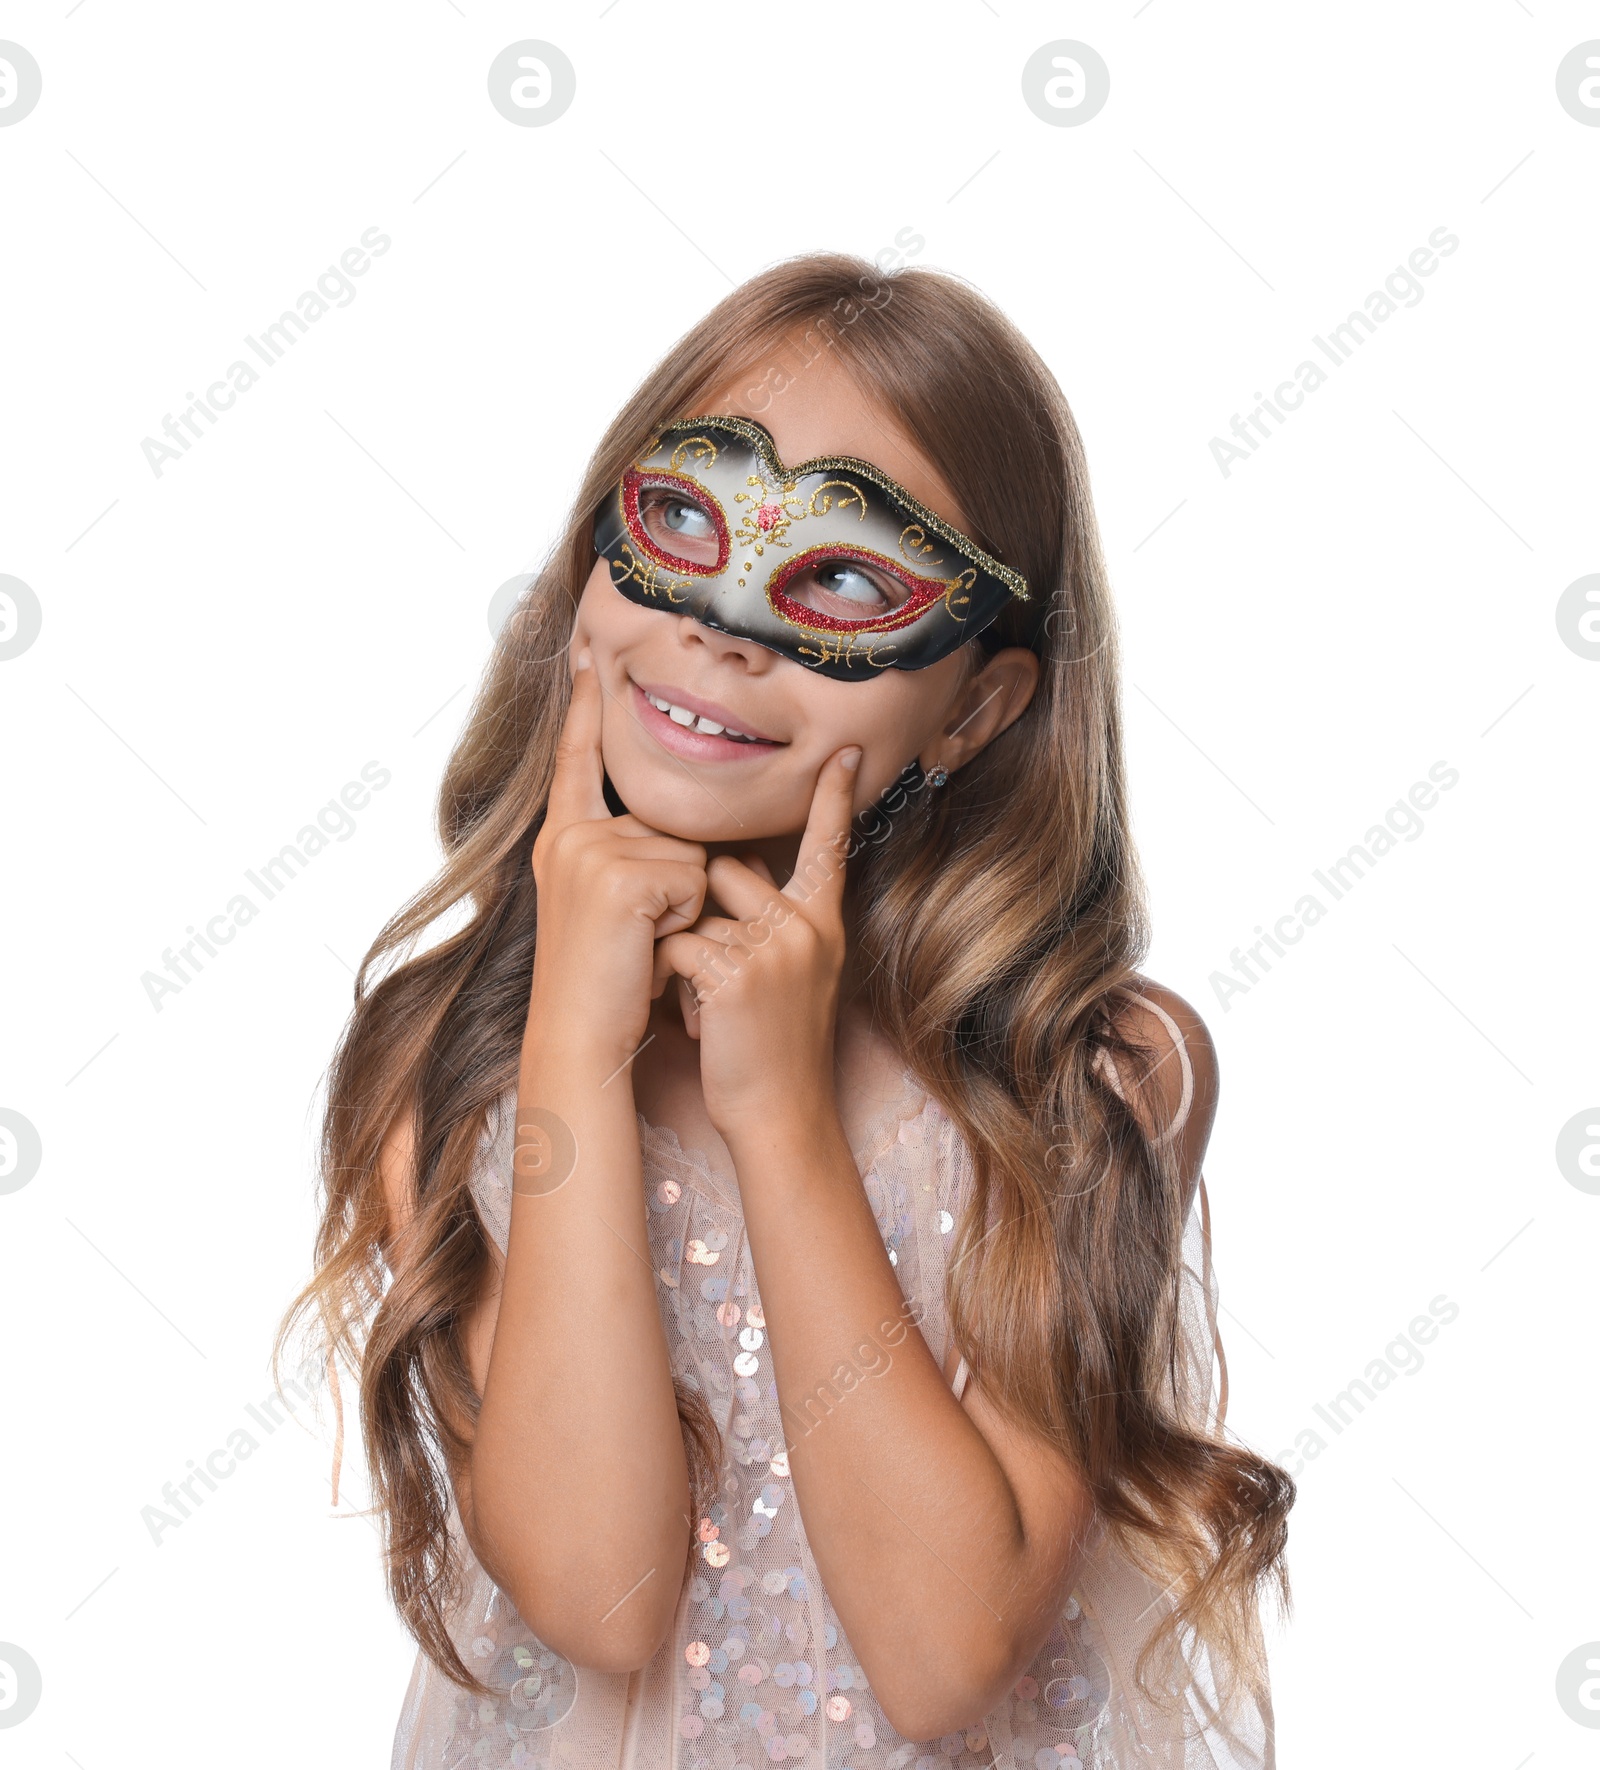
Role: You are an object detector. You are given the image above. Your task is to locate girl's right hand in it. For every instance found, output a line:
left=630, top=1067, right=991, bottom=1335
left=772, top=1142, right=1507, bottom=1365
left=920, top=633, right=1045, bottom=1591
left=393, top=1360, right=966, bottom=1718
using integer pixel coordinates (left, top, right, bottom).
left=526, top=649, right=708, bottom=1067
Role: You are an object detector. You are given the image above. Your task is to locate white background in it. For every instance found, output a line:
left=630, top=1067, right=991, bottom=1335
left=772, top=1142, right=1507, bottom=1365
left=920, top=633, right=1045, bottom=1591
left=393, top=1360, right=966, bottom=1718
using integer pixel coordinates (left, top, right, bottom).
left=2, top=2, right=1596, bottom=1764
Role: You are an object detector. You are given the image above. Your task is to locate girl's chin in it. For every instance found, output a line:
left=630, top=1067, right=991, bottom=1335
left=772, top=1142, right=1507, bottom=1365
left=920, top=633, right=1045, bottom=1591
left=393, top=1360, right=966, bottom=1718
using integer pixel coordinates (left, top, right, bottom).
left=606, top=770, right=797, bottom=843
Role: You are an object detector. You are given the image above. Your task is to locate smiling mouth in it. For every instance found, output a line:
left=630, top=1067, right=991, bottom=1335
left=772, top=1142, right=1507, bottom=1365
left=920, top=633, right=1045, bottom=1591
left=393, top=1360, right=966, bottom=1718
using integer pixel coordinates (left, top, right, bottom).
left=640, top=687, right=769, bottom=743
left=629, top=679, right=787, bottom=759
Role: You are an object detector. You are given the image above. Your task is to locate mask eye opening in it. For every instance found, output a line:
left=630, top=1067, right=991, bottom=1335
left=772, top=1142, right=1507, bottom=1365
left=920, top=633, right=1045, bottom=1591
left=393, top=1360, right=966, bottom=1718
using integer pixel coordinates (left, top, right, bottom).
left=621, top=469, right=731, bottom=576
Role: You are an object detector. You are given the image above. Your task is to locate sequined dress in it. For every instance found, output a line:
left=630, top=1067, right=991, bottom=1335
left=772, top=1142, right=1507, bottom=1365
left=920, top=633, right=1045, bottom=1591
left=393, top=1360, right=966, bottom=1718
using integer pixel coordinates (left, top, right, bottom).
left=390, top=997, right=1275, bottom=1769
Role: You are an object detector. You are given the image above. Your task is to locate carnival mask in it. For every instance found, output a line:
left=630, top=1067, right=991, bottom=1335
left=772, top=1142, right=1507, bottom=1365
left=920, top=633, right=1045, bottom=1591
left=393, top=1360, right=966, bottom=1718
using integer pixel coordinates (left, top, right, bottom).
left=591, top=413, right=1031, bottom=680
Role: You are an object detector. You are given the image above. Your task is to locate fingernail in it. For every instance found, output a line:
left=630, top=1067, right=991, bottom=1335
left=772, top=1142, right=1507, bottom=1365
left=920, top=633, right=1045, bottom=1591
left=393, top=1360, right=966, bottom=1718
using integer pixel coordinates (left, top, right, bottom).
left=842, top=746, right=863, bottom=772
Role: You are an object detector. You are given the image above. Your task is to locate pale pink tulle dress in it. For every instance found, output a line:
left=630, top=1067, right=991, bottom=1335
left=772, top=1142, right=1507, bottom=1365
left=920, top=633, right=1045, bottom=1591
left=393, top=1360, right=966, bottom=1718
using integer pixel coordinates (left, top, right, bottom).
left=391, top=995, right=1275, bottom=1768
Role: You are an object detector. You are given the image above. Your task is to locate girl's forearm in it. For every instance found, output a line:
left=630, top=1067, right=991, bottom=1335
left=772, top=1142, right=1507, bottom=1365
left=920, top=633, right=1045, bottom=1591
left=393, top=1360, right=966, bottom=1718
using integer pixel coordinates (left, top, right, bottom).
left=470, top=1026, right=690, bottom=1673
left=723, top=1108, right=1031, bottom=1742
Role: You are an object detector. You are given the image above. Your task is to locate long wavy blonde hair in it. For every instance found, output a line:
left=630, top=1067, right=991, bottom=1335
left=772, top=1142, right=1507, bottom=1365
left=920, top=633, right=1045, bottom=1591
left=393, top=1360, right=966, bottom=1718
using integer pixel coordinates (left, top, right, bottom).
left=274, top=250, right=1294, bottom=1722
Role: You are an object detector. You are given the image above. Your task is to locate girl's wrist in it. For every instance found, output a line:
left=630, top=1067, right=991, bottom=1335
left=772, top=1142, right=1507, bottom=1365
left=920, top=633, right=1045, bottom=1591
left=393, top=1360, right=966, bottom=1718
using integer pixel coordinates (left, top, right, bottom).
left=715, top=1084, right=842, bottom=1165
left=520, top=1002, right=641, bottom=1085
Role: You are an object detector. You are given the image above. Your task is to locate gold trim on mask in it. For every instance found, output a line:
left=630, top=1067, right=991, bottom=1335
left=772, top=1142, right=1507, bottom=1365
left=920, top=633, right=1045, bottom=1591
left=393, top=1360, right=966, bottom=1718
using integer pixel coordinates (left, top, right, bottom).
left=645, top=413, right=1030, bottom=603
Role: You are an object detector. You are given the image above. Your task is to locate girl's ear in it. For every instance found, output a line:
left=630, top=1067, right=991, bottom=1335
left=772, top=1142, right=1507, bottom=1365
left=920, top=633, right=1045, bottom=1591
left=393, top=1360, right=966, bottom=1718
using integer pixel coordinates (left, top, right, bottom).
left=932, top=646, right=1040, bottom=772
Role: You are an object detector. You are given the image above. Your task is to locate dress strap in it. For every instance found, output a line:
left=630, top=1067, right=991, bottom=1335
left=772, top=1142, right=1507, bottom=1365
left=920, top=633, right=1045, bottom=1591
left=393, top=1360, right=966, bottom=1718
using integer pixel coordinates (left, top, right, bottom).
left=1198, top=1173, right=1228, bottom=1426
left=951, top=1355, right=971, bottom=1400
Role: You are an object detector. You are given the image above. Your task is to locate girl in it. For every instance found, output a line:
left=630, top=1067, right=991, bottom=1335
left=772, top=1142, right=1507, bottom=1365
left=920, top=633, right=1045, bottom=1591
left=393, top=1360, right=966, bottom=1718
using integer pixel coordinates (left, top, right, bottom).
left=279, top=252, right=1294, bottom=1769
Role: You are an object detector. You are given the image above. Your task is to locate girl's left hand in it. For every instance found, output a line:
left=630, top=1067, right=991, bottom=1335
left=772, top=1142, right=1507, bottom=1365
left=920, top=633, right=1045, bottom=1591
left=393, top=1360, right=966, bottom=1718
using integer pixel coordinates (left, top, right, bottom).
left=650, top=745, right=862, bottom=1145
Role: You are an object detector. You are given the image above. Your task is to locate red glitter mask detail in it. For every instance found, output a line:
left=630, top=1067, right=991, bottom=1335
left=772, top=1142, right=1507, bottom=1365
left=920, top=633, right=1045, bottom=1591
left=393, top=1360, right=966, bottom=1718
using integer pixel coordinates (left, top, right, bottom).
left=764, top=544, right=950, bottom=636
left=621, top=469, right=730, bottom=576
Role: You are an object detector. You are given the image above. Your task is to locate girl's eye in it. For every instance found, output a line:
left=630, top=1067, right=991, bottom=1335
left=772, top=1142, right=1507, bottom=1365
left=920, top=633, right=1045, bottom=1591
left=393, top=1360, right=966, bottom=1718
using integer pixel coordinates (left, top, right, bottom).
left=637, top=486, right=721, bottom=566
left=787, top=560, right=906, bottom=622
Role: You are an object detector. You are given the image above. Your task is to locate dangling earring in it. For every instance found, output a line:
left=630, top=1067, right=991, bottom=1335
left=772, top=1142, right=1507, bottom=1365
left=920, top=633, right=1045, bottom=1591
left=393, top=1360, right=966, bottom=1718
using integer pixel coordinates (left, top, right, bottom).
left=925, top=761, right=949, bottom=788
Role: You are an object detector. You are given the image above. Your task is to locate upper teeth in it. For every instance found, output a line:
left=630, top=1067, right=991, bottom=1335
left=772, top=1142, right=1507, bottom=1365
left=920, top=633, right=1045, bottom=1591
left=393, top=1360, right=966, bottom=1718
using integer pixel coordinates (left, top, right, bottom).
left=645, top=690, right=760, bottom=741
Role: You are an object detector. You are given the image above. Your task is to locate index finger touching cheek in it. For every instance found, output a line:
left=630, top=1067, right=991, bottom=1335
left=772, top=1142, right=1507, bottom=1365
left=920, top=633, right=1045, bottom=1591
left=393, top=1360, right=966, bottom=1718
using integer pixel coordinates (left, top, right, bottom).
left=783, top=744, right=862, bottom=910
left=546, top=645, right=609, bottom=827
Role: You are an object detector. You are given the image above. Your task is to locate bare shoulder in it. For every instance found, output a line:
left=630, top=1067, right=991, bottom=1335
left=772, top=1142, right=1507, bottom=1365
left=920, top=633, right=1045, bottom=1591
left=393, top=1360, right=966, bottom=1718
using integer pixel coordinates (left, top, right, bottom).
left=1105, top=978, right=1219, bottom=1213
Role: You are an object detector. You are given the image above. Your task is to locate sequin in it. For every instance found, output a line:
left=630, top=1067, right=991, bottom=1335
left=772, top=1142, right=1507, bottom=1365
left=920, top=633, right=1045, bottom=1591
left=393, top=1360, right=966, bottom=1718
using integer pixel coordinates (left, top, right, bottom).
left=414, top=1071, right=1237, bottom=1770
left=471, top=1636, right=495, bottom=1658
